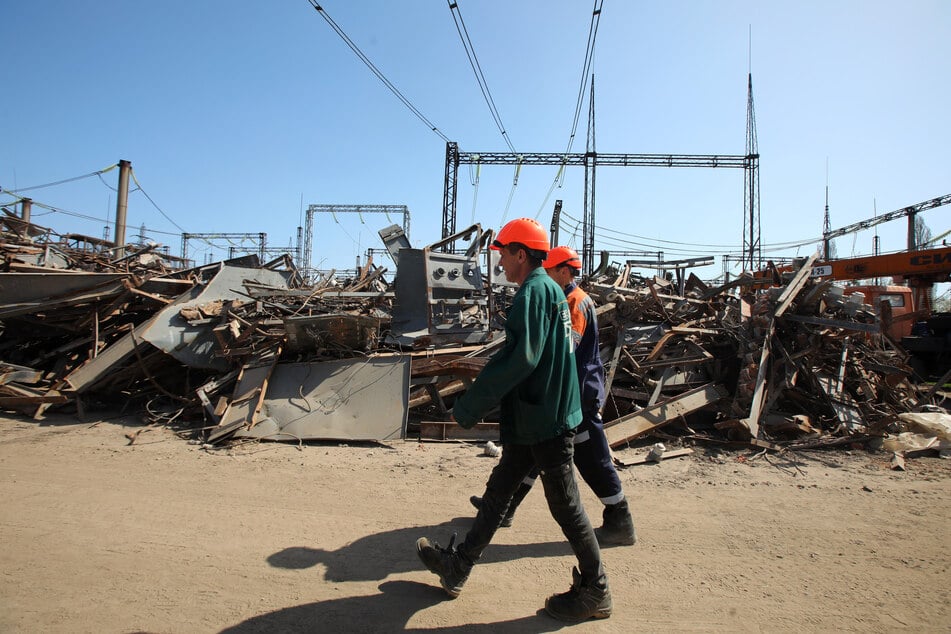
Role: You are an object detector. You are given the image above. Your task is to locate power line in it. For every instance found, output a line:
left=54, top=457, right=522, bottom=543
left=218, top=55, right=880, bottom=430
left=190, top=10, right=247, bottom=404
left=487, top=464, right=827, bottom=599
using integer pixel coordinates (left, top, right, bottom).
left=3, top=163, right=118, bottom=194
left=563, top=0, right=603, bottom=156
left=306, top=1, right=451, bottom=143
left=561, top=209, right=822, bottom=252
left=530, top=1, right=603, bottom=223
left=447, top=0, right=516, bottom=153
left=129, top=168, right=187, bottom=234
left=3, top=197, right=183, bottom=239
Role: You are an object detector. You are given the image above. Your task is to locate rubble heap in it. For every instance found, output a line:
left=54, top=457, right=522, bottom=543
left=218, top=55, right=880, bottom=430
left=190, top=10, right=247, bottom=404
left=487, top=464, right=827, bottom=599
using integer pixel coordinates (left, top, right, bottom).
left=0, top=211, right=946, bottom=456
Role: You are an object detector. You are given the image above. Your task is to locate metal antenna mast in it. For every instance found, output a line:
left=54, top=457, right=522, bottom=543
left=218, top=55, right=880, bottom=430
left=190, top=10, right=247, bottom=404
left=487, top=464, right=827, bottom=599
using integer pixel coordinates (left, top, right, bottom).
left=742, top=73, right=762, bottom=271
left=582, top=75, right=597, bottom=273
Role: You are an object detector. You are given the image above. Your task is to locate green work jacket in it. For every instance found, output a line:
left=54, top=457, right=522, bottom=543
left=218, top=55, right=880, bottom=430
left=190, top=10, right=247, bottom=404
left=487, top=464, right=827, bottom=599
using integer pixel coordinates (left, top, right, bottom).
left=453, top=267, right=582, bottom=444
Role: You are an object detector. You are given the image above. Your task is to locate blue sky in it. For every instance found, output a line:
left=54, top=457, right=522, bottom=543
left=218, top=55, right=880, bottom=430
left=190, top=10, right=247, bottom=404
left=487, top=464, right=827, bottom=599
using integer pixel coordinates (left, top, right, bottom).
left=2, top=1, right=949, bottom=280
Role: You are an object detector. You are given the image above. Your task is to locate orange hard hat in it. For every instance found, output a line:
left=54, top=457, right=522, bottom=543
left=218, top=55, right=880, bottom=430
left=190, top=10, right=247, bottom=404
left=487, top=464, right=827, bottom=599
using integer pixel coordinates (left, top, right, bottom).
left=543, top=245, right=582, bottom=270
left=490, top=217, right=550, bottom=252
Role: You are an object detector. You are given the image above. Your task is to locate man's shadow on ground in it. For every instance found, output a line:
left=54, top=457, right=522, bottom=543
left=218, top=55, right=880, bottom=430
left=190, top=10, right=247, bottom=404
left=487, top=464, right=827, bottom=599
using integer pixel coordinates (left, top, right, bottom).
left=219, top=579, right=565, bottom=633
left=266, top=516, right=574, bottom=582
left=233, top=518, right=576, bottom=631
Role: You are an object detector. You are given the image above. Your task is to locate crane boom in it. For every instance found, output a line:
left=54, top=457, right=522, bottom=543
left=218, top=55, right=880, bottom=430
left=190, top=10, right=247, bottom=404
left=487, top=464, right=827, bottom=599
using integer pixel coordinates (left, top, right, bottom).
left=810, top=245, right=951, bottom=282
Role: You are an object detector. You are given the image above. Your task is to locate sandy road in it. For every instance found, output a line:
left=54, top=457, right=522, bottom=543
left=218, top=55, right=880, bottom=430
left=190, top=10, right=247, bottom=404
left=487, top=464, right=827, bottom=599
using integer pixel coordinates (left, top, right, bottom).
left=0, top=411, right=949, bottom=633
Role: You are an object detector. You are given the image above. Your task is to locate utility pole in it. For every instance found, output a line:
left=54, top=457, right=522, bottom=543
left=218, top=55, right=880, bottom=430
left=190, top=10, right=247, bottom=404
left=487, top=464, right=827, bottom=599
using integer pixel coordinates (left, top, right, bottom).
left=20, top=198, right=32, bottom=224
left=114, top=159, right=131, bottom=258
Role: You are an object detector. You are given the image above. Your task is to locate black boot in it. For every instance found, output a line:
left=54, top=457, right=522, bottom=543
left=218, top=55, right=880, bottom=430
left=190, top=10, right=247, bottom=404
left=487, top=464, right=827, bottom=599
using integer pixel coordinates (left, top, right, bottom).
left=544, top=566, right=612, bottom=622
left=470, top=481, right=533, bottom=528
left=594, top=498, right=637, bottom=546
left=415, top=533, right=473, bottom=598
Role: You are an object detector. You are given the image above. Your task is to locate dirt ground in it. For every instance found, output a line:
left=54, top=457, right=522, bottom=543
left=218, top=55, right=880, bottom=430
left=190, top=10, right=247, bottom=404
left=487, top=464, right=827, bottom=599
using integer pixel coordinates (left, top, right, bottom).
left=1, top=411, right=949, bottom=634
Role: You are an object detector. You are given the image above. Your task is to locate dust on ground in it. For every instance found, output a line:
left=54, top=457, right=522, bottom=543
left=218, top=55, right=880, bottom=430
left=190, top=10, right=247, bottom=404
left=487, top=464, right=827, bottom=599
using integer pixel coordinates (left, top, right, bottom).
left=1, top=412, right=949, bottom=633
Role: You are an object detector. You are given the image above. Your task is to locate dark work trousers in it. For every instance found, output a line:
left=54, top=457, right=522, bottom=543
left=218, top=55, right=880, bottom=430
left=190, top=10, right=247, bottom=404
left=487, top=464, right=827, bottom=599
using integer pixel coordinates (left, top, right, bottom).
left=573, top=409, right=624, bottom=503
left=514, top=409, right=624, bottom=504
left=458, top=431, right=606, bottom=587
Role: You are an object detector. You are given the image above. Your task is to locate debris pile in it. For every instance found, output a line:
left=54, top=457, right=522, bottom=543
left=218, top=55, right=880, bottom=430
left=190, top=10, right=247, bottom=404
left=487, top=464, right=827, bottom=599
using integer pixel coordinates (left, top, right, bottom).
left=0, top=211, right=946, bottom=456
left=583, top=254, right=927, bottom=452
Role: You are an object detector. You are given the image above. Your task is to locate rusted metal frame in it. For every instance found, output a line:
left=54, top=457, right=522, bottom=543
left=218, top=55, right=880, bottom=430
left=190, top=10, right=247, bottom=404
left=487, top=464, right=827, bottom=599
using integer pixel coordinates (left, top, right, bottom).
left=645, top=280, right=672, bottom=321
left=28, top=334, right=94, bottom=369
left=645, top=330, right=678, bottom=362
left=91, top=312, right=99, bottom=360
left=645, top=329, right=715, bottom=364
left=781, top=314, right=880, bottom=333
left=759, top=343, right=791, bottom=424
left=638, top=354, right=711, bottom=370
left=227, top=287, right=296, bottom=316
left=834, top=337, right=852, bottom=398
left=124, top=285, right=175, bottom=305
left=0, top=394, right=69, bottom=407
left=613, top=263, right=632, bottom=288
left=207, top=345, right=282, bottom=443
left=647, top=367, right=676, bottom=406
left=75, top=281, right=140, bottom=331
left=774, top=253, right=820, bottom=317
left=737, top=257, right=819, bottom=437
left=619, top=346, right=642, bottom=371
left=408, top=378, right=469, bottom=409
left=741, top=320, right=775, bottom=439
left=346, top=265, right=388, bottom=292
left=61, top=318, right=154, bottom=394
left=0, top=276, right=129, bottom=320
left=600, top=335, right=626, bottom=417
left=195, top=387, right=220, bottom=424
left=0, top=366, right=44, bottom=386
left=411, top=356, right=487, bottom=378
left=127, top=327, right=191, bottom=403
left=416, top=420, right=498, bottom=441
left=603, top=382, right=729, bottom=448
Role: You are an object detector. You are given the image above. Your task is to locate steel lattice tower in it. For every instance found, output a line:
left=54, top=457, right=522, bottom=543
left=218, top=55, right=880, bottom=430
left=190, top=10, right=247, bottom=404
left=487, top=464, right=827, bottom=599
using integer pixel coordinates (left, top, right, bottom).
left=742, top=73, right=762, bottom=271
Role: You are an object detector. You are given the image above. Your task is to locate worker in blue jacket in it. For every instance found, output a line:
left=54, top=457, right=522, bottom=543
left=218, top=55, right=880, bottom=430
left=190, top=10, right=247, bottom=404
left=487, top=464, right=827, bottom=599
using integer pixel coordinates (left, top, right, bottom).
left=415, top=218, right=612, bottom=623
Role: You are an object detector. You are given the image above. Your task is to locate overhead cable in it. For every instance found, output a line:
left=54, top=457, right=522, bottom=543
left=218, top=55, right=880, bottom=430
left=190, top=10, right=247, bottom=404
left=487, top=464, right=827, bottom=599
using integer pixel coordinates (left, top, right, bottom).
left=560, top=209, right=822, bottom=252
left=129, top=169, right=187, bottom=234
left=307, top=1, right=450, bottom=143
left=562, top=0, right=603, bottom=156
left=447, top=0, right=516, bottom=153
left=3, top=163, right=118, bottom=194
left=535, top=1, right=602, bottom=222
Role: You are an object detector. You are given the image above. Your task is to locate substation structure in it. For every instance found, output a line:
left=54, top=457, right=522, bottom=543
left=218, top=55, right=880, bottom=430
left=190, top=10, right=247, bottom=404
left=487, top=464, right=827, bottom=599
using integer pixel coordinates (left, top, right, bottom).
left=441, top=75, right=762, bottom=274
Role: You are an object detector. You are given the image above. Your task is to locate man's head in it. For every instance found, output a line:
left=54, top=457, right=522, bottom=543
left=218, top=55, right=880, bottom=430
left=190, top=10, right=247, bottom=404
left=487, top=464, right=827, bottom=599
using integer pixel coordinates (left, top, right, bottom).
left=490, top=218, right=550, bottom=284
left=543, top=245, right=581, bottom=287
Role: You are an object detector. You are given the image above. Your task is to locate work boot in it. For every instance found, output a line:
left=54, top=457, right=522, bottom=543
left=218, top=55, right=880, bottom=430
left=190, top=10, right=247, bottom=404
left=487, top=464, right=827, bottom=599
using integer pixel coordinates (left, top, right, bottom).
left=544, top=567, right=612, bottom=622
left=594, top=498, right=637, bottom=547
left=415, top=533, right=472, bottom=598
left=470, top=481, right=532, bottom=528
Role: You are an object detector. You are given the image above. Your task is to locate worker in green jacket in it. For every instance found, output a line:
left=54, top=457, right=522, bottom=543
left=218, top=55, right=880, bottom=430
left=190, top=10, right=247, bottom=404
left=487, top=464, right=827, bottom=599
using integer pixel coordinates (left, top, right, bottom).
left=416, top=217, right=612, bottom=623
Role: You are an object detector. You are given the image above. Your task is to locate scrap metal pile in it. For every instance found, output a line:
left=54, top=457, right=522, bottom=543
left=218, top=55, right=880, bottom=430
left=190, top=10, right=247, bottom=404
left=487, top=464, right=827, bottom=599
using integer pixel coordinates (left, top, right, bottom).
left=1, top=210, right=946, bottom=454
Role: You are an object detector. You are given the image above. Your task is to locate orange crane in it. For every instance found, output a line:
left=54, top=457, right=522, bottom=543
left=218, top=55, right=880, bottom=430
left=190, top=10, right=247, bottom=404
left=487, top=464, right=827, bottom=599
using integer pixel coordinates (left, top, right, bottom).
left=756, top=245, right=951, bottom=378
left=807, top=245, right=951, bottom=285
